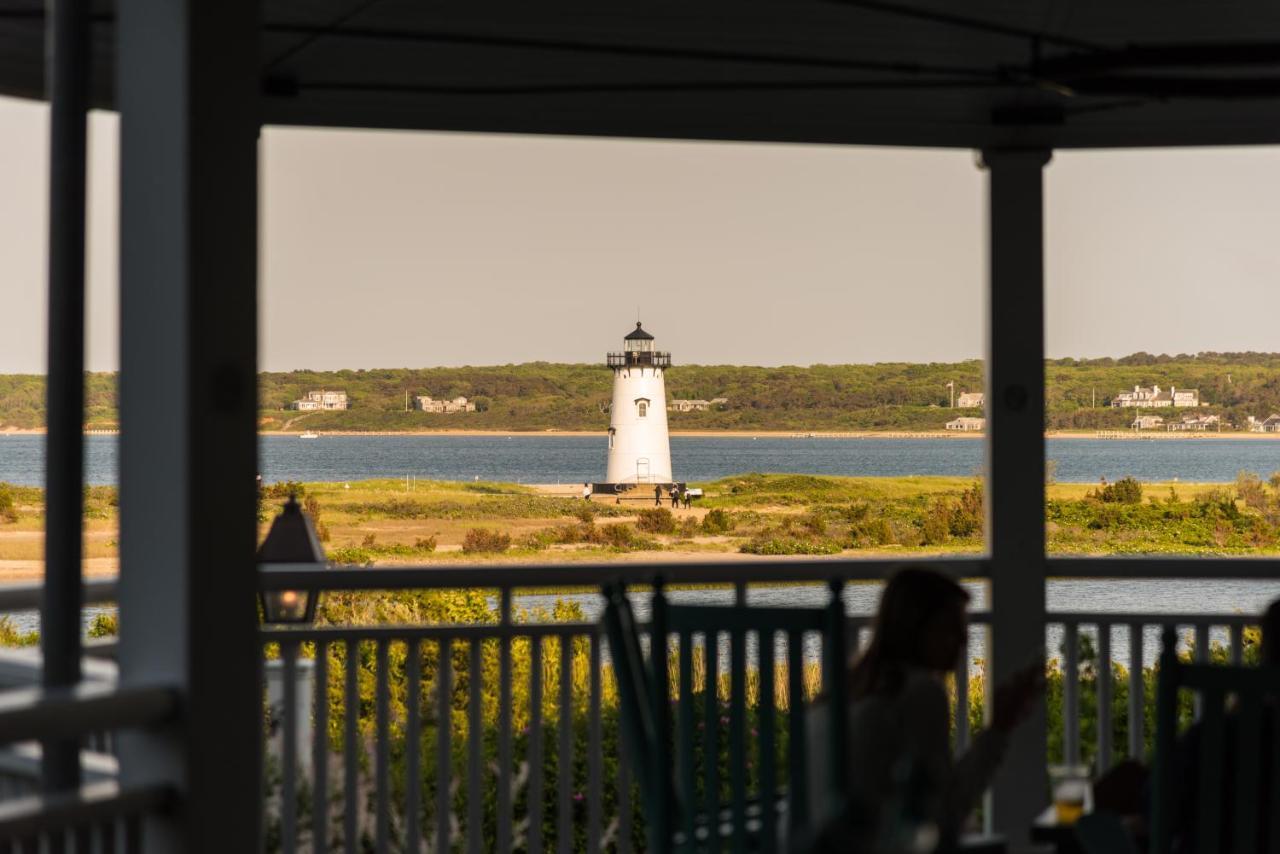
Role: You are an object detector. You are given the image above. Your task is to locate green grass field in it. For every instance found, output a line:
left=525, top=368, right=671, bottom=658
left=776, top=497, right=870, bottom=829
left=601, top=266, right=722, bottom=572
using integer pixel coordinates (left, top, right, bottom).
left=5, top=472, right=1280, bottom=571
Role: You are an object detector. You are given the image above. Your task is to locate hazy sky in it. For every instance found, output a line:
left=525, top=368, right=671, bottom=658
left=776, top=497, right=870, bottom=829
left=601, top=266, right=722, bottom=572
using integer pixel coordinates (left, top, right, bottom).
left=3, top=93, right=1280, bottom=373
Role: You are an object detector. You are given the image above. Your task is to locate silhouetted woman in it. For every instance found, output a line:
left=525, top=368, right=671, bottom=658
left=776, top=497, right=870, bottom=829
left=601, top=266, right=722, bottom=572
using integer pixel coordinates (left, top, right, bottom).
left=812, top=567, right=1042, bottom=847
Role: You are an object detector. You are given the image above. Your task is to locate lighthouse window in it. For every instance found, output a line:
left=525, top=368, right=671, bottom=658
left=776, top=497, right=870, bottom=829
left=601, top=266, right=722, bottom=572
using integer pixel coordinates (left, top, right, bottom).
left=636, top=400, right=648, bottom=418
left=608, top=428, right=615, bottom=449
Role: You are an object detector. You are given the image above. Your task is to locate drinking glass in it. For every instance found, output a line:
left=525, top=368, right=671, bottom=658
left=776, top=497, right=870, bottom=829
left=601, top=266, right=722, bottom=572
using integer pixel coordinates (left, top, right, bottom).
left=1048, top=764, right=1092, bottom=824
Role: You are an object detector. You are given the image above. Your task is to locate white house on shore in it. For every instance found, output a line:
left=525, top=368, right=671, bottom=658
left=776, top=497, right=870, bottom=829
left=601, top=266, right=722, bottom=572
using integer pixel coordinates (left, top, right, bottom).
left=668, top=398, right=728, bottom=412
left=1131, top=414, right=1164, bottom=430
left=945, top=416, right=985, bottom=432
left=1168, top=414, right=1220, bottom=432
left=956, top=391, right=984, bottom=408
left=415, top=395, right=476, bottom=413
left=1110, top=384, right=1200, bottom=408
left=1249, top=414, right=1280, bottom=433
left=290, top=389, right=348, bottom=411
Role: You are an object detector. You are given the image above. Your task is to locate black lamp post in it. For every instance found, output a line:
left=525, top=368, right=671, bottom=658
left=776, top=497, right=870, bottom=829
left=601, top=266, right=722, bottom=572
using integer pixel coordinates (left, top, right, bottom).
left=257, top=495, right=326, bottom=624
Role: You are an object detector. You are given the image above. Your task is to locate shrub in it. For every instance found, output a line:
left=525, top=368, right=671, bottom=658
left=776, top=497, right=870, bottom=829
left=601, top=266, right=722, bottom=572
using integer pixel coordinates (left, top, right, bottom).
left=952, top=483, right=983, bottom=536
left=372, top=498, right=427, bottom=519
left=920, top=499, right=952, bottom=545
left=414, top=536, right=437, bottom=552
left=893, top=520, right=924, bottom=548
left=1081, top=503, right=1122, bottom=531
left=261, top=480, right=305, bottom=500
left=300, top=494, right=332, bottom=542
left=797, top=512, right=827, bottom=537
left=1194, top=488, right=1241, bottom=521
left=848, top=517, right=893, bottom=548
left=553, top=523, right=590, bottom=544
left=0, top=483, right=16, bottom=524
left=700, top=508, right=735, bottom=534
left=462, top=528, right=511, bottom=554
left=596, top=523, right=636, bottom=549
left=518, top=529, right=557, bottom=551
left=740, top=536, right=842, bottom=556
left=88, top=613, right=118, bottom=638
left=636, top=508, right=676, bottom=534
left=837, top=503, right=870, bottom=523
left=1236, top=470, right=1268, bottom=512
left=676, top=518, right=699, bottom=539
left=0, top=616, right=38, bottom=647
left=327, top=547, right=377, bottom=565
left=361, top=533, right=377, bottom=548
left=1090, top=476, right=1143, bottom=504
left=572, top=503, right=596, bottom=524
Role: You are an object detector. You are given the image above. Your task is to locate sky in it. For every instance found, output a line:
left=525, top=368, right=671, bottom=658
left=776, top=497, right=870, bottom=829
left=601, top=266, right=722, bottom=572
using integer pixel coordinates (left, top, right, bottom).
left=2, top=93, right=1280, bottom=373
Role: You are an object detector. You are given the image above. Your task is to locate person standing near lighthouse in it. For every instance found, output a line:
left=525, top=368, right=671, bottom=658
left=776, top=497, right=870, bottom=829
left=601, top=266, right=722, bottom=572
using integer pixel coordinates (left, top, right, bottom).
left=605, top=322, right=674, bottom=486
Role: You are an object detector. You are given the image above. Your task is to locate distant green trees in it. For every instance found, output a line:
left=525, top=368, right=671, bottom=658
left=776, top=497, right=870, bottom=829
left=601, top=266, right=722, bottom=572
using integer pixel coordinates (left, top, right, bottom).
left=7, top=351, right=1280, bottom=431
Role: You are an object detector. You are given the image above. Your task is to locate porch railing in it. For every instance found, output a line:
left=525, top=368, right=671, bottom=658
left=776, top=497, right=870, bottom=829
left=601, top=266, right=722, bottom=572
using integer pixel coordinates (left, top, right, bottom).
left=0, top=579, right=176, bottom=851
left=257, top=557, right=1272, bottom=853
left=0, top=558, right=1270, bottom=851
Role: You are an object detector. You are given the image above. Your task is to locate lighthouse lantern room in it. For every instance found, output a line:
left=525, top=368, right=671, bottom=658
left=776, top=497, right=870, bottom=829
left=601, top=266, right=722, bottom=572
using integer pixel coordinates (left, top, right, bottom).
left=605, top=322, right=674, bottom=485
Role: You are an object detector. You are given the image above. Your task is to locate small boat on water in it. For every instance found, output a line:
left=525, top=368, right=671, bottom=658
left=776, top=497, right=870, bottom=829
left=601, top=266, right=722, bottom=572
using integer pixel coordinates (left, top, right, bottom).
left=299, top=431, right=319, bottom=440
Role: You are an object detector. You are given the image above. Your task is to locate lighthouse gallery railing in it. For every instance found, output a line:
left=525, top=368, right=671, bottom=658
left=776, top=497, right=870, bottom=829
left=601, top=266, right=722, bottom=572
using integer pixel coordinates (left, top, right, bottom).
left=607, top=352, right=671, bottom=368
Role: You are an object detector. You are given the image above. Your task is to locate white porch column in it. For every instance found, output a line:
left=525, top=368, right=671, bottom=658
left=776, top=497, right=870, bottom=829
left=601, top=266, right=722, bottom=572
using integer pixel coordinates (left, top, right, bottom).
left=981, top=148, right=1051, bottom=842
left=116, top=1, right=262, bottom=850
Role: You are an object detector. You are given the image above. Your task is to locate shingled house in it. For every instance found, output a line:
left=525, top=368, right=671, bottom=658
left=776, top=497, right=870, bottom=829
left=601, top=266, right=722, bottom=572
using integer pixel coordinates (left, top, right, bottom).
left=1110, top=384, right=1200, bottom=408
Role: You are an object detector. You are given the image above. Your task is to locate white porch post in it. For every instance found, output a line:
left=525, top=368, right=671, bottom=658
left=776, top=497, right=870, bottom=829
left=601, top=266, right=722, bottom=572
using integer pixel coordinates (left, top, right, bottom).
left=116, top=1, right=262, bottom=850
left=981, top=148, right=1051, bottom=842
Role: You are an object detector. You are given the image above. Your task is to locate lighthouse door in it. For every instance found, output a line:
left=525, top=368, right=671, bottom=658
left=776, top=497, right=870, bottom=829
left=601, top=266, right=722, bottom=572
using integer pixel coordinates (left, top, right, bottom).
left=636, top=458, right=650, bottom=482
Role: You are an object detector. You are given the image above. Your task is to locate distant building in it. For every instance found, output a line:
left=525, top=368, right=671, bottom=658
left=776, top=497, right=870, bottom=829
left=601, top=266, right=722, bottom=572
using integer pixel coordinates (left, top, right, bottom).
left=956, top=391, right=984, bottom=408
left=1249, top=414, right=1280, bottom=433
left=668, top=397, right=728, bottom=412
left=415, top=395, right=476, bottom=414
left=1110, top=384, right=1200, bottom=408
left=1131, top=414, right=1164, bottom=430
left=290, top=390, right=348, bottom=411
left=945, top=416, right=985, bottom=432
left=1168, top=414, right=1220, bottom=432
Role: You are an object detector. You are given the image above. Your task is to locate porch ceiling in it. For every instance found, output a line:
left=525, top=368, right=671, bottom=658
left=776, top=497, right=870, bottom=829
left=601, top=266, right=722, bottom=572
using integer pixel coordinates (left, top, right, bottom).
left=4, top=1, right=1280, bottom=148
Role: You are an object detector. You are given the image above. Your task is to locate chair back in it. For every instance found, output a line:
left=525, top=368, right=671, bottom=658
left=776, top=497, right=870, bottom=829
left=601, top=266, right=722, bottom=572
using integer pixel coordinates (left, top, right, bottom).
left=601, top=582, right=667, bottom=841
left=1150, top=626, right=1280, bottom=854
left=603, top=579, right=849, bottom=853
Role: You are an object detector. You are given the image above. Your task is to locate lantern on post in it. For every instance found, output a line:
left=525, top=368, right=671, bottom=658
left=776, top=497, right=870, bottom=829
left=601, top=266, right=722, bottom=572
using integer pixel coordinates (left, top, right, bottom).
left=257, top=495, right=327, bottom=624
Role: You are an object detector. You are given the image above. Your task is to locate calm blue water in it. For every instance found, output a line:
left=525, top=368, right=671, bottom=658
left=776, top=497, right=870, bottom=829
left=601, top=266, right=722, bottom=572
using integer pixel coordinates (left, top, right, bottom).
left=2, top=433, right=1280, bottom=486
left=5, top=433, right=1280, bottom=649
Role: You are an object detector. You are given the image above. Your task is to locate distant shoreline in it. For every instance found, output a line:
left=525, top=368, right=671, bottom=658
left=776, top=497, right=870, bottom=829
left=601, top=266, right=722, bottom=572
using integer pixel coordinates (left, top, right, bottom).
left=4, top=427, right=1280, bottom=440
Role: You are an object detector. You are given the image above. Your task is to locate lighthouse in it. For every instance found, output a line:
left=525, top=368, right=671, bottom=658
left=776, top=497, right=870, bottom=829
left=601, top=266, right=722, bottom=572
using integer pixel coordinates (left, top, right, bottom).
left=605, top=322, right=673, bottom=485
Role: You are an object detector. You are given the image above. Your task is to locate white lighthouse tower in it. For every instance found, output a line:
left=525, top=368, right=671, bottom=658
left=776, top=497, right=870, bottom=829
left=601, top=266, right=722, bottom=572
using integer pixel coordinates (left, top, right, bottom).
left=605, top=322, right=673, bottom=485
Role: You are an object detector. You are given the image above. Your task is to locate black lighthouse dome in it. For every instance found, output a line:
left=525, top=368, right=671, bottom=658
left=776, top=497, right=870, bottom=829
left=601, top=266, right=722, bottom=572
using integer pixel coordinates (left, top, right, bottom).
left=608, top=321, right=671, bottom=368
left=624, top=321, right=655, bottom=342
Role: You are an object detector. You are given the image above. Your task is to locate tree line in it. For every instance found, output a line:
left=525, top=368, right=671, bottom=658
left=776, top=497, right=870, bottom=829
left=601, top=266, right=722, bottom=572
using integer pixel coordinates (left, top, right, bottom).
left=3, top=353, right=1280, bottom=431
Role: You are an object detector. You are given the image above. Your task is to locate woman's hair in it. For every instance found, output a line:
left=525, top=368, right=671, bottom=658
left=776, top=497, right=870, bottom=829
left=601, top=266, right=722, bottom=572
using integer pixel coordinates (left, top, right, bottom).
left=847, top=566, right=970, bottom=700
left=1262, top=598, right=1280, bottom=667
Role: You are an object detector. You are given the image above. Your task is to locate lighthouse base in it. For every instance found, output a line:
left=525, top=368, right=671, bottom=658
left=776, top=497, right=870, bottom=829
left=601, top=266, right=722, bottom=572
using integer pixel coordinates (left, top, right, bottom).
left=591, top=481, right=685, bottom=497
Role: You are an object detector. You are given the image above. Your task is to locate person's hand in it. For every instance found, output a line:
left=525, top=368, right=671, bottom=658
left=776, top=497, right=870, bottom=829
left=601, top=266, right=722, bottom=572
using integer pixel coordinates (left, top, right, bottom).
left=992, top=657, right=1045, bottom=733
